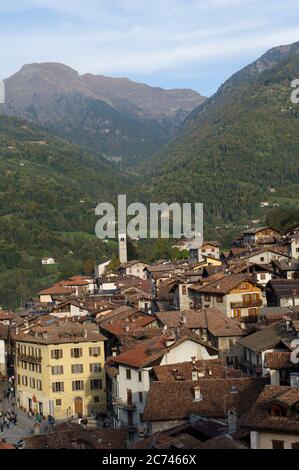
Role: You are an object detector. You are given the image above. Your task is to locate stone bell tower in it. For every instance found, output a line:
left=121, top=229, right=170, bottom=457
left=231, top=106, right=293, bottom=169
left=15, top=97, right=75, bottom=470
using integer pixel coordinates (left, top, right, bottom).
left=118, top=232, right=128, bottom=264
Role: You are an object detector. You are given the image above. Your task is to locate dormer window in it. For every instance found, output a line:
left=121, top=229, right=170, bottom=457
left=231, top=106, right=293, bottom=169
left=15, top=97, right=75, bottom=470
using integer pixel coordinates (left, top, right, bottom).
left=270, top=404, right=287, bottom=417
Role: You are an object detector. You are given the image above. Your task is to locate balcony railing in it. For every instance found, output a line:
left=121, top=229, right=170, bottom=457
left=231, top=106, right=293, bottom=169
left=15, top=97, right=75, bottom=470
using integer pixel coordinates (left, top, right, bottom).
left=17, top=353, right=42, bottom=363
left=112, top=398, right=137, bottom=410
left=230, top=299, right=263, bottom=309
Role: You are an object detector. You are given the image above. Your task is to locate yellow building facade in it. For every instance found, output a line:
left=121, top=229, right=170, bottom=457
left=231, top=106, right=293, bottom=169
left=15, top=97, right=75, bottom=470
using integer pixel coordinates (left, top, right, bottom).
left=14, top=323, right=107, bottom=420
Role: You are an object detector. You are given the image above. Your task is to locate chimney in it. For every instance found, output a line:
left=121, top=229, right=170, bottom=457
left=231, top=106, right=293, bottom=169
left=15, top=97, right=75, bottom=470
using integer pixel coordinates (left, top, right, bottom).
left=15, top=327, right=19, bottom=335
left=111, top=347, right=117, bottom=357
left=181, top=314, right=187, bottom=324
left=84, top=329, right=88, bottom=338
left=227, top=409, right=238, bottom=433
left=192, top=369, right=198, bottom=381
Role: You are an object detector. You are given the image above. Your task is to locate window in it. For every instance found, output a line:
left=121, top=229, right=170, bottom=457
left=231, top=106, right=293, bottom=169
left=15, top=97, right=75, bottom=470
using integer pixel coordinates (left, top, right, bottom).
left=292, top=443, right=299, bottom=449
left=94, top=396, right=100, bottom=404
left=29, top=378, right=35, bottom=389
left=139, top=392, right=143, bottom=403
left=51, top=365, right=64, bottom=375
left=56, top=399, right=62, bottom=406
left=233, top=309, right=241, bottom=318
left=52, top=382, right=64, bottom=392
left=71, top=348, right=82, bottom=358
left=72, top=380, right=84, bottom=391
left=126, top=369, right=132, bottom=380
left=17, top=374, right=20, bottom=385
left=260, top=257, right=265, bottom=262
left=270, top=405, right=287, bottom=417
left=36, top=380, right=42, bottom=391
left=22, top=376, right=28, bottom=386
left=182, top=286, right=187, bottom=295
left=90, top=363, right=102, bottom=373
left=272, top=440, right=284, bottom=450
left=138, top=371, right=142, bottom=382
left=89, top=347, right=101, bottom=357
left=71, top=364, right=84, bottom=374
left=248, top=308, right=257, bottom=317
left=260, top=273, right=266, bottom=280
left=90, top=379, right=102, bottom=390
left=216, top=296, right=224, bottom=303
left=51, top=349, right=63, bottom=360
left=204, top=295, right=211, bottom=302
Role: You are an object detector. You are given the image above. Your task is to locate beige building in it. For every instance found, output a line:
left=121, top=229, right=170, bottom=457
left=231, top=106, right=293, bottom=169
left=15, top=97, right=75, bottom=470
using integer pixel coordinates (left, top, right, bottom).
left=189, top=273, right=263, bottom=320
left=13, top=322, right=107, bottom=420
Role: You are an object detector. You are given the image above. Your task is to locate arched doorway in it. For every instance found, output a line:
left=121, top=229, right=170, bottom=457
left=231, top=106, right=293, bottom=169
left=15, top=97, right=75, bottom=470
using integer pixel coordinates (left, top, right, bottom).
left=74, top=397, right=83, bottom=417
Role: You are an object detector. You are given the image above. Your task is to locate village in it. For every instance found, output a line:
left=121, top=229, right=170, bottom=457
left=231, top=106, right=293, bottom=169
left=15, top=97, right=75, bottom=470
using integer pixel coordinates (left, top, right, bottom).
left=0, top=224, right=299, bottom=450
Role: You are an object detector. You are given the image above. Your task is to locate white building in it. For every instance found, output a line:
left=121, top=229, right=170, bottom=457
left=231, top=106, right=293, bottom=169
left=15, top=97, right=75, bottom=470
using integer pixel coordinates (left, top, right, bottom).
left=41, top=257, right=55, bottom=265
left=111, top=335, right=218, bottom=440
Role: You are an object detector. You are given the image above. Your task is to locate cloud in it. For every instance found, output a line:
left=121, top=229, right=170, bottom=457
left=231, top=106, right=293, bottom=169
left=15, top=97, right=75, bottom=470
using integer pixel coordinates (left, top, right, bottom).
left=0, top=0, right=299, bottom=94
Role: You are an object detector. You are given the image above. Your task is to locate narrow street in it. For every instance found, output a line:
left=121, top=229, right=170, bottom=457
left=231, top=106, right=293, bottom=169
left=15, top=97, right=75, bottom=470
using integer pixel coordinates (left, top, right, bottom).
left=0, top=380, right=47, bottom=445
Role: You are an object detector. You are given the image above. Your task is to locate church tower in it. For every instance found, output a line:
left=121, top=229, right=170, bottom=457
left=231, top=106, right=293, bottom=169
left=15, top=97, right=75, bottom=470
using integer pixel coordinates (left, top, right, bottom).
left=118, top=233, right=128, bottom=264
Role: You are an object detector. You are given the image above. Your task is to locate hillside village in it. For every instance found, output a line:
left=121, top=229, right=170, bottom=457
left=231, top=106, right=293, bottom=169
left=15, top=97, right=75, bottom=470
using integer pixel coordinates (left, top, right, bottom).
left=0, top=224, right=299, bottom=450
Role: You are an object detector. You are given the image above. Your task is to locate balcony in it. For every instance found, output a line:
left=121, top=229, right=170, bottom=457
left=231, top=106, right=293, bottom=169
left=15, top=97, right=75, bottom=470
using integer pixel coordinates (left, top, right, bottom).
left=230, top=299, right=263, bottom=309
left=112, top=398, right=137, bottom=410
left=17, top=353, right=42, bottom=364
left=240, top=357, right=262, bottom=374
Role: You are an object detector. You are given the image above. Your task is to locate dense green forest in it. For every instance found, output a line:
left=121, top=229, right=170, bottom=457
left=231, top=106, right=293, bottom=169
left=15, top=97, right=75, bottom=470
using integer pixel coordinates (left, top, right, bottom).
left=138, top=43, right=299, bottom=227
left=0, top=115, right=130, bottom=308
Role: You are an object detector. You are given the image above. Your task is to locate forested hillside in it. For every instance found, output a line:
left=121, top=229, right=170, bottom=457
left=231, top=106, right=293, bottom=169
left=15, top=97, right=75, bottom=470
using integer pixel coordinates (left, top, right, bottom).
left=140, top=42, right=299, bottom=229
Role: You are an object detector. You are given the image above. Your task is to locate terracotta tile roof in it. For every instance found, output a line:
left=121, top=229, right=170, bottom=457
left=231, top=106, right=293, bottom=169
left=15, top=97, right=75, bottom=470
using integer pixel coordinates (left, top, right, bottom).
left=189, top=273, right=254, bottom=295
left=156, top=309, right=207, bottom=329
left=264, top=352, right=296, bottom=370
left=98, top=306, right=139, bottom=325
left=242, top=385, right=299, bottom=433
left=100, top=314, right=156, bottom=336
left=57, top=276, right=93, bottom=287
left=152, top=359, right=245, bottom=382
left=0, top=440, right=15, bottom=449
left=22, top=422, right=128, bottom=449
left=111, top=332, right=216, bottom=368
left=0, top=310, right=15, bottom=321
left=204, top=308, right=245, bottom=337
left=143, top=377, right=268, bottom=422
left=267, top=279, right=299, bottom=297
left=12, top=321, right=106, bottom=344
left=38, top=285, right=76, bottom=296
left=237, top=322, right=295, bottom=353
left=119, top=259, right=147, bottom=269
left=133, top=418, right=227, bottom=449
left=197, top=434, right=248, bottom=449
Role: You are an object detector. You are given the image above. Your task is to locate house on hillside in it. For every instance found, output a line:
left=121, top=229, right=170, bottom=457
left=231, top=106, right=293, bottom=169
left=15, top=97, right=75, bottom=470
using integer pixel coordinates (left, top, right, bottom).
left=117, top=260, right=149, bottom=280
left=41, top=257, right=55, bottom=265
left=266, top=279, right=299, bottom=307
left=189, top=274, right=263, bottom=321
left=241, top=227, right=281, bottom=247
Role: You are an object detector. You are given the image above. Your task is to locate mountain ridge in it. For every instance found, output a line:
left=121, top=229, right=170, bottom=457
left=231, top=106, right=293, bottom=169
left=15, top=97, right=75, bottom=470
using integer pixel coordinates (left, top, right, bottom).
left=1, top=62, right=205, bottom=165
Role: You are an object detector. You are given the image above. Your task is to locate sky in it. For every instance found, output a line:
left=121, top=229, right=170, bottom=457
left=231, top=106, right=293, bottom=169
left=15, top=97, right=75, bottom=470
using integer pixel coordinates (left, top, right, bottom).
left=0, top=0, right=299, bottom=96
